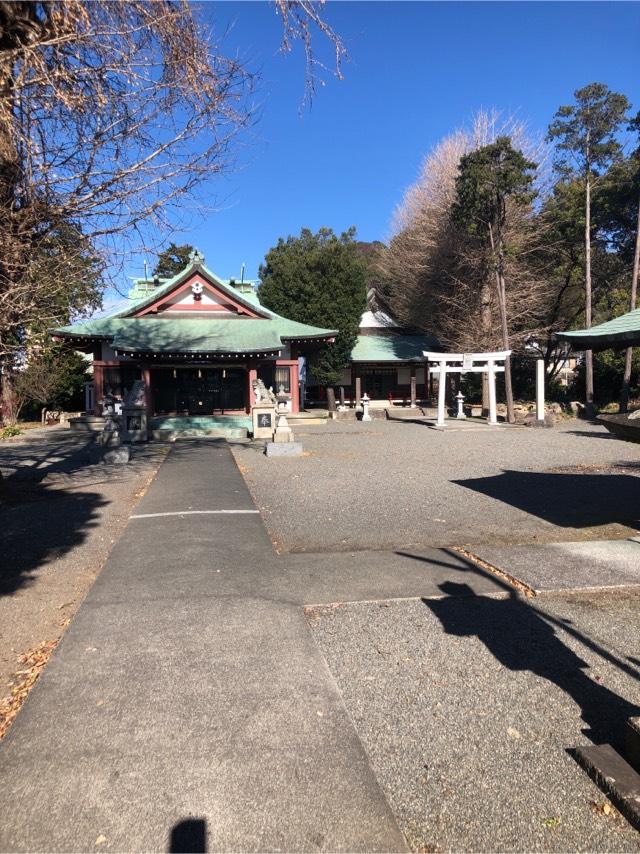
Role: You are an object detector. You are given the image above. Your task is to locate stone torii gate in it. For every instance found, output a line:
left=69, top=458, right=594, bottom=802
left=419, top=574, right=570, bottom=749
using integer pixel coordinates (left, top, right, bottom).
left=423, top=351, right=511, bottom=427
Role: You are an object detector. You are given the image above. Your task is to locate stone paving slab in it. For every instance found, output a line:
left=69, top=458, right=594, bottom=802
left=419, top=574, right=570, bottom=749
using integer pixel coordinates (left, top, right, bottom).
left=133, top=438, right=258, bottom=515
left=1, top=595, right=403, bottom=853
left=0, top=442, right=406, bottom=853
left=277, top=547, right=508, bottom=605
left=470, top=540, right=640, bottom=593
left=87, top=538, right=509, bottom=609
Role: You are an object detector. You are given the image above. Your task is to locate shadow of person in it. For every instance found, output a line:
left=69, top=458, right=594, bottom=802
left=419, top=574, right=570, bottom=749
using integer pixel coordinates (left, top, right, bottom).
left=424, top=582, right=640, bottom=748
left=169, top=818, right=207, bottom=853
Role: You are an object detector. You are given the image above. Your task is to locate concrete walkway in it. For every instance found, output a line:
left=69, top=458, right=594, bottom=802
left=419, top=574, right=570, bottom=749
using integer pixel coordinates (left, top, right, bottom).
left=470, top=540, right=640, bottom=594
left=0, top=441, right=507, bottom=853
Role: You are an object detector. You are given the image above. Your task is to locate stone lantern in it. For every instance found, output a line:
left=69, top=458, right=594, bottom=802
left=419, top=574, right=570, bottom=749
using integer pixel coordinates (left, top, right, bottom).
left=121, top=380, right=148, bottom=443
left=360, top=392, right=372, bottom=422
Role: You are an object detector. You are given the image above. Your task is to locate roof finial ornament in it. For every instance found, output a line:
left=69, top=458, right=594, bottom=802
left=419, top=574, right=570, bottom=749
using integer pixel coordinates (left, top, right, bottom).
left=189, top=248, right=205, bottom=266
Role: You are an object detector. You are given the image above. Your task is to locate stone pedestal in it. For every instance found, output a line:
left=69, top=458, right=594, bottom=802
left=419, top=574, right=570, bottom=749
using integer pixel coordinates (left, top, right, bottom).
left=98, top=412, right=121, bottom=447
left=252, top=404, right=276, bottom=439
left=121, top=380, right=148, bottom=442
left=104, top=446, right=131, bottom=464
left=122, top=410, right=147, bottom=443
left=265, top=406, right=303, bottom=456
left=273, top=412, right=294, bottom=443
left=265, top=441, right=303, bottom=457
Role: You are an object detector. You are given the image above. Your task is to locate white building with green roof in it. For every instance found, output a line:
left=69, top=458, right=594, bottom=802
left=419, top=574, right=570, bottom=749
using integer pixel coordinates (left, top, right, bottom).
left=304, top=305, right=440, bottom=406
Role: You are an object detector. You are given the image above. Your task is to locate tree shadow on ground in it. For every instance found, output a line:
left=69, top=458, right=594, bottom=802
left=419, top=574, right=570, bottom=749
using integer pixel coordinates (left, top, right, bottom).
left=384, top=414, right=432, bottom=427
left=0, top=433, right=162, bottom=597
left=452, top=469, right=640, bottom=529
left=564, top=430, right=624, bottom=441
left=424, top=582, right=640, bottom=748
left=0, top=431, right=161, bottom=481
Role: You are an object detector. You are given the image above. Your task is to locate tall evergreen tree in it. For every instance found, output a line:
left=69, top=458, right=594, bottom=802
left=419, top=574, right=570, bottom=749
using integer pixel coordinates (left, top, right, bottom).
left=452, top=136, right=537, bottom=422
left=547, top=83, right=630, bottom=416
left=624, top=113, right=640, bottom=411
left=596, top=112, right=640, bottom=410
left=259, top=227, right=367, bottom=407
left=153, top=243, right=195, bottom=279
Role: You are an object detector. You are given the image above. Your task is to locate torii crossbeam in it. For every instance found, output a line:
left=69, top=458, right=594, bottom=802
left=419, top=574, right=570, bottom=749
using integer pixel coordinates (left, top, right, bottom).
left=423, top=351, right=511, bottom=427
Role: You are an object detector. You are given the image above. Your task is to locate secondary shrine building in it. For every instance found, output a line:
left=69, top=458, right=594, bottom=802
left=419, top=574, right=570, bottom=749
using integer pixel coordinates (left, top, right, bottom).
left=52, top=252, right=336, bottom=417
left=306, top=305, right=440, bottom=406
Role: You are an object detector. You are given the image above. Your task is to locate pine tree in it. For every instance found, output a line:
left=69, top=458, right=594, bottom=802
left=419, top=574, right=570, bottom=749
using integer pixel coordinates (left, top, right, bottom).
left=548, top=83, right=630, bottom=416
left=153, top=243, right=195, bottom=279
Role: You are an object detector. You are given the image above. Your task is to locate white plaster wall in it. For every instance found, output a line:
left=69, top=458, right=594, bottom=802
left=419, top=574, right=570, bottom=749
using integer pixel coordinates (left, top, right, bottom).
left=169, top=288, right=226, bottom=307
left=397, top=367, right=412, bottom=384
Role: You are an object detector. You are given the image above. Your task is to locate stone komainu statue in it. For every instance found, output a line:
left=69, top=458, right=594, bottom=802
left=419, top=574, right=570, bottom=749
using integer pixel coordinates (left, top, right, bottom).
left=252, top=378, right=277, bottom=405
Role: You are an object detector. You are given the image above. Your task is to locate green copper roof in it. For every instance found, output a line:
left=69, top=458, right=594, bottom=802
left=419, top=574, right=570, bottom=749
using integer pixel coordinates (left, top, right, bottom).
left=351, top=333, right=440, bottom=363
left=115, top=263, right=270, bottom=319
left=52, top=255, right=336, bottom=352
left=53, top=316, right=334, bottom=354
left=555, top=309, right=640, bottom=351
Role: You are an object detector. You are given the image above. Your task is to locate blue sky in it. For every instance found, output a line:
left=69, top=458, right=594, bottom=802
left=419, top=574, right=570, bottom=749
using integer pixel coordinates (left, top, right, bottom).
left=118, top=1, right=640, bottom=295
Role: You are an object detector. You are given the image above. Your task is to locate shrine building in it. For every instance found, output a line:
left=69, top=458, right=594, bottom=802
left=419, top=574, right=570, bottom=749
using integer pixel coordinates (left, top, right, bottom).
left=52, top=251, right=337, bottom=420
left=306, top=301, right=440, bottom=406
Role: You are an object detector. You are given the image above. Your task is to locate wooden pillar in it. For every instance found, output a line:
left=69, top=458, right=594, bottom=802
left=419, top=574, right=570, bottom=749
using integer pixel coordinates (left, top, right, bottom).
left=290, top=362, right=300, bottom=413
left=355, top=375, right=362, bottom=408
left=247, top=363, right=258, bottom=414
left=488, top=360, right=497, bottom=425
left=92, top=363, right=104, bottom=414
left=142, top=365, right=152, bottom=415
left=437, top=364, right=447, bottom=427
left=410, top=369, right=417, bottom=408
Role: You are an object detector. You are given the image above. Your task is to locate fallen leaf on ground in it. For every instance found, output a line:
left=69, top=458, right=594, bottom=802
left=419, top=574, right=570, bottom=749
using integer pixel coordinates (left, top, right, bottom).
left=0, top=641, right=58, bottom=739
left=590, top=800, right=618, bottom=818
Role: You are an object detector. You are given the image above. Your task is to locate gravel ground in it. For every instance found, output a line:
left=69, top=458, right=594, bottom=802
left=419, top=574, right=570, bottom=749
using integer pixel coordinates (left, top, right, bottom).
left=232, top=419, right=640, bottom=552
left=0, top=428, right=166, bottom=703
left=308, top=589, right=640, bottom=852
